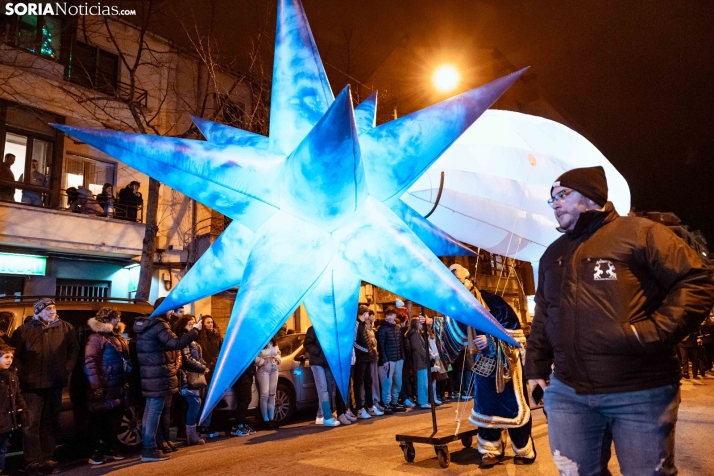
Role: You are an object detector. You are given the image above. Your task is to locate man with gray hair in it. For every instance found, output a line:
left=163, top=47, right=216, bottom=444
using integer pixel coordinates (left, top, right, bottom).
left=525, top=166, right=714, bottom=475
left=12, top=298, right=79, bottom=474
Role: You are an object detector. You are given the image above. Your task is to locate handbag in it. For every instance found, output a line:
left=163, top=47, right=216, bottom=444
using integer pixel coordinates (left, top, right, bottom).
left=186, top=371, right=207, bottom=389
left=472, top=353, right=496, bottom=378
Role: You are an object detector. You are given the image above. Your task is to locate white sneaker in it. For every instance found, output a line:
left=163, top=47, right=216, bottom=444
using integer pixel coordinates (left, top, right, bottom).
left=419, top=403, right=431, bottom=409
left=403, top=399, right=415, bottom=408
left=345, top=410, right=358, bottom=422
left=315, top=417, right=324, bottom=425
left=368, top=405, right=384, bottom=416
left=434, top=398, right=443, bottom=405
left=337, top=414, right=352, bottom=425
left=357, top=408, right=371, bottom=419
left=323, top=418, right=341, bottom=427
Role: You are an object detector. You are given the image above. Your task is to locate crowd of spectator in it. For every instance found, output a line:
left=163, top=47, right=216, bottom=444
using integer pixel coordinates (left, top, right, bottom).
left=66, top=181, right=143, bottom=221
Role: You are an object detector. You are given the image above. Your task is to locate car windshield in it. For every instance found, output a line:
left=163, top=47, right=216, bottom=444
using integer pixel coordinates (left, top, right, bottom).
left=276, top=334, right=305, bottom=356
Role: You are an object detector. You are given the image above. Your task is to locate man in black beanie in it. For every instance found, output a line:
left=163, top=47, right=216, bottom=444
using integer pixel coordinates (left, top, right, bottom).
left=525, top=166, right=714, bottom=475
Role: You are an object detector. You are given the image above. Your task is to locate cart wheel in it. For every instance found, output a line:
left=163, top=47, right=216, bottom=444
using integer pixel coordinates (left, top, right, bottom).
left=436, top=446, right=450, bottom=468
left=461, top=435, right=473, bottom=448
left=402, top=443, right=416, bottom=462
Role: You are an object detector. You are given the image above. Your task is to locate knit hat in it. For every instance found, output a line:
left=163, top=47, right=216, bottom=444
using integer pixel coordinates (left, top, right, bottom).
left=33, top=297, right=55, bottom=315
left=95, top=307, right=121, bottom=324
left=551, top=166, right=608, bottom=207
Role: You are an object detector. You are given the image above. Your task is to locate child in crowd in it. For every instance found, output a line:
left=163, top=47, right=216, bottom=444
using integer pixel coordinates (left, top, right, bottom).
left=0, top=344, right=25, bottom=473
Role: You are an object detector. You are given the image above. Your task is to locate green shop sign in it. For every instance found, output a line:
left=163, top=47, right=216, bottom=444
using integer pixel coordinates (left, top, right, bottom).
left=0, top=253, right=47, bottom=276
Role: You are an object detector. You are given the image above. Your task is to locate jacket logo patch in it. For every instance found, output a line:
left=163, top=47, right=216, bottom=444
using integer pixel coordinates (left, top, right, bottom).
left=593, top=259, right=617, bottom=281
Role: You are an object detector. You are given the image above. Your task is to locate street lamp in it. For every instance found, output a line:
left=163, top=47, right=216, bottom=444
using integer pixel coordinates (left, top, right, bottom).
left=433, top=65, right=460, bottom=93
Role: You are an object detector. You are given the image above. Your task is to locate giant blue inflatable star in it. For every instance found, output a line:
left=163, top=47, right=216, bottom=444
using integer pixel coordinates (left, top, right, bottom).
left=54, top=0, right=526, bottom=419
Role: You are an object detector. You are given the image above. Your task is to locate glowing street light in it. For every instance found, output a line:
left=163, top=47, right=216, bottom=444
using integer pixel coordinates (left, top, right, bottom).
left=433, top=65, right=460, bottom=92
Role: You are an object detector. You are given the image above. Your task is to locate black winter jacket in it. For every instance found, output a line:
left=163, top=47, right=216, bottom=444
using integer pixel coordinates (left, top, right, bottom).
left=180, top=341, right=208, bottom=390
left=0, top=369, right=25, bottom=434
left=12, top=318, right=79, bottom=390
left=198, top=329, right=223, bottom=369
left=376, top=321, right=405, bottom=364
left=84, top=318, right=130, bottom=411
left=134, top=315, right=199, bottom=398
left=303, top=326, right=328, bottom=367
left=354, top=320, right=375, bottom=363
left=525, top=203, right=714, bottom=394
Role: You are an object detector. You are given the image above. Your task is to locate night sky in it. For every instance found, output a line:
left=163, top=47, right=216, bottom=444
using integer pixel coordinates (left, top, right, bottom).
left=158, top=0, right=714, bottom=245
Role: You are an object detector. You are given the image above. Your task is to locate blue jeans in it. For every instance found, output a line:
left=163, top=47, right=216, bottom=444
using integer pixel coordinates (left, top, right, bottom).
left=544, top=376, right=680, bottom=476
left=311, top=365, right=333, bottom=419
left=379, top=359, right=404, bottom=405
left=416, top=368, right=428, bottom=405
left=142, top=394, right=173, bottom=450
left=256, top=361, right=279, bottom=421
left=181, top=389, right=202, bottom=426
left=0, top=431, right=9, bottom=469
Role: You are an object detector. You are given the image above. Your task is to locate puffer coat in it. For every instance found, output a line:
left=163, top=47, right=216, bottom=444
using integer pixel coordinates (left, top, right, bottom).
left=134, top=315, right=199, bottom=398
left=354, top=320, right=376, bottom=363
left=0, top=369, right=25, bottom=433
left=84, top=318, right=131, bottom=411
left=376, top=320, right=405, bottom=364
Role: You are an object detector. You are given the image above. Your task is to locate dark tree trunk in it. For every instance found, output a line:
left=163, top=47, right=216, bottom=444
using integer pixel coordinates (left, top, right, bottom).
left=135, top=177, right=160, bottom=301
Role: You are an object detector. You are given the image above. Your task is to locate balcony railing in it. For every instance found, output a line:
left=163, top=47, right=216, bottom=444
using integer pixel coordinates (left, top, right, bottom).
left=0, top=181, right=143, bottom=223
left=60, top=189, right=143, bottom=223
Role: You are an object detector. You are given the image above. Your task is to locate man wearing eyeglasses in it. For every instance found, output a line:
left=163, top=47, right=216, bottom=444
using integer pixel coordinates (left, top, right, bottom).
left=525, top=166, right=714, bottom=475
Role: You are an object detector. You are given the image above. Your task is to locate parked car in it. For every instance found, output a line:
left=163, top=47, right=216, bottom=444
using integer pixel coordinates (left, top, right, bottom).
left=211, top=333, right=319, bottom=426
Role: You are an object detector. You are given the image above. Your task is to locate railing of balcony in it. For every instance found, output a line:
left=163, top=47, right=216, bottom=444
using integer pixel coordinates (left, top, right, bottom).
left=59, top=189, right=143, bottom=223
left=0, top=182, right=143, bottom=223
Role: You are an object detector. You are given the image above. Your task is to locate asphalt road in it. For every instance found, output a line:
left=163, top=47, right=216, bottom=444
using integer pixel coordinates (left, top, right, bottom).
left=49, top=376, right=714, bottom=475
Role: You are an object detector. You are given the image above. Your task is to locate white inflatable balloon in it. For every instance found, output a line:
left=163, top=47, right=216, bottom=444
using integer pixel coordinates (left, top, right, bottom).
left=403, top=110, right=631, bottom=263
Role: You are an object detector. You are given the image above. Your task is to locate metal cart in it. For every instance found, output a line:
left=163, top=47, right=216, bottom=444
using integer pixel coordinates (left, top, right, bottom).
left=395, top=315, right=478, bottom=469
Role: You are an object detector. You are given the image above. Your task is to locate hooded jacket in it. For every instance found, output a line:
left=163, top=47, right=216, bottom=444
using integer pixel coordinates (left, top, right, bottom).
left=133, top=315, right=198, bottom=398
left=525, top=203, right=714, bottom=394
left=84, top=318, right=130, bottom=410
left=11, top=318, right=79, bottom=390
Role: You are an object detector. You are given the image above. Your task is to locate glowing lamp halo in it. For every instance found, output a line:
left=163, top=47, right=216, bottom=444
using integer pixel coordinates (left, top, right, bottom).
left=433, top=64, right=460, bottom=92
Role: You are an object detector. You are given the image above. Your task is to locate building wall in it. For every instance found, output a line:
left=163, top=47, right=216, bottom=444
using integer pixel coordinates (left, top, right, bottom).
left=0, top=15, right=253, bottom=310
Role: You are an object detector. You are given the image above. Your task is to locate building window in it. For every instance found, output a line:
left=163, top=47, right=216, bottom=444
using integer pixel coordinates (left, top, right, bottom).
left=56, top=279, right=110, bottom=301
left=1, top=15, right=62, bottom=59
left=67, top=41, right=119, bottom=96
left=63, top=154, right=116, bottom=196
left=1, top=131, right=53, bottom=207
